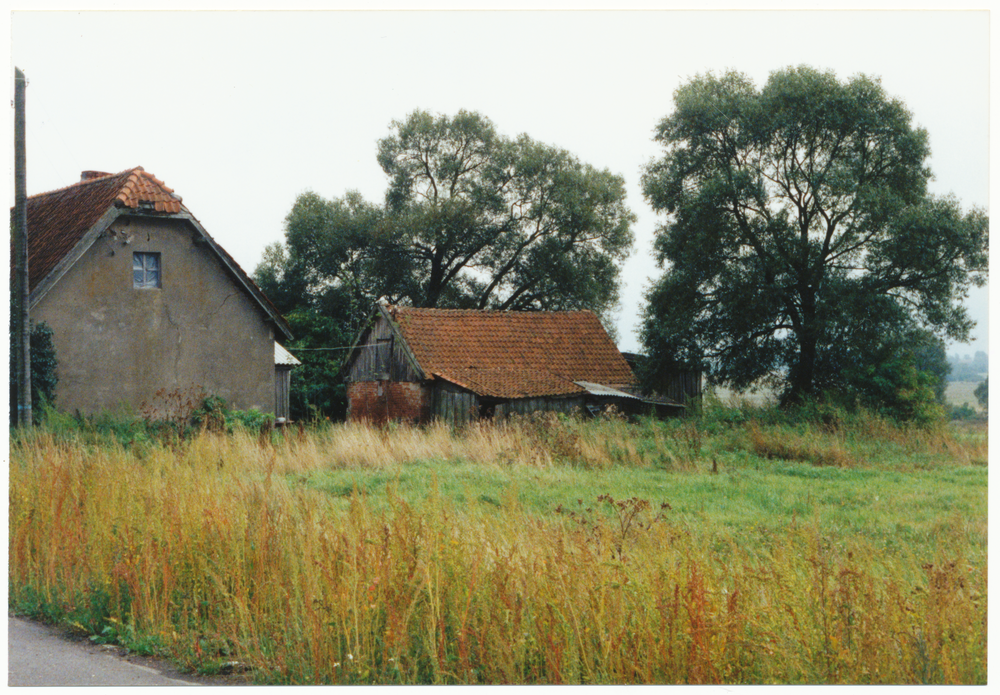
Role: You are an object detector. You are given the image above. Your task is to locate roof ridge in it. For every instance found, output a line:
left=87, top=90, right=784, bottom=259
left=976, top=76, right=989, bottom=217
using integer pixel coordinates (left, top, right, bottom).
left=115, top=168, right=184, bottom=213
left=125, top=168, right=176, bottom=194
left=389, top=305, right=595, bottom=316
left=24, top=168, right=141, bottom=201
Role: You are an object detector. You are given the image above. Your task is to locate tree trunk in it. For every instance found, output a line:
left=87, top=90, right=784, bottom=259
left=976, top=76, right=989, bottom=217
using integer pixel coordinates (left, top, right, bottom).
left=783, top=284, right=818, bottom=406
left=422, top=248, right=447, bottom=307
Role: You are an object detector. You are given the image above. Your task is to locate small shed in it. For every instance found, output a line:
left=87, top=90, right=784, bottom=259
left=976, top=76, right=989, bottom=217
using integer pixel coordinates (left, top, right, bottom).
left=274, top=343, right=301, bottom=422
left=342, top=304, right=684, bottom=426
left=620, top=352, right=703, bottom=407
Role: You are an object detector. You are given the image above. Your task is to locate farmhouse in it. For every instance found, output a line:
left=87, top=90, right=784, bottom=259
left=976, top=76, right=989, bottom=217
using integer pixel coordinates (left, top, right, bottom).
left=15, top=167, right=296, bottom=417
left=343, top=304, right=685, bottom=425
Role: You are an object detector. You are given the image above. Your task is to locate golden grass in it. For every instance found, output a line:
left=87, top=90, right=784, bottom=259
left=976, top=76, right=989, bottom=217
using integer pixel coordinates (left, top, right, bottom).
left=269, top=415, right=666, bottom=472
left=8, top=420, right=987, bottom=684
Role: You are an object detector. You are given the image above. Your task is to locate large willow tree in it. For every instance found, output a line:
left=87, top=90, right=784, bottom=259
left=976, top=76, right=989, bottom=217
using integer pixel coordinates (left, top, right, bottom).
left=640, top=66, right=987, bottom=405
left=260, top=109, right=635, bottom=324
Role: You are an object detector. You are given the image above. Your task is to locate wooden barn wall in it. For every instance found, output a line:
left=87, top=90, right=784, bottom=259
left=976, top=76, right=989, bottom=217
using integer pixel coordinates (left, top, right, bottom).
left=494, top=396, right=587, bottom=419
left=345, top=315, right=421, bottom=383
left=664, top=371, right=702, bottom=405
left=431, top=381, right=479, bottom=426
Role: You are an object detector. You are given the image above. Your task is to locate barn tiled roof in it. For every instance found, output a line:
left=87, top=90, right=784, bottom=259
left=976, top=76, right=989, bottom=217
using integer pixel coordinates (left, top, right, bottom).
left=18, top=167, right=183, bottom=292
left=386, top=306, right=635, bottom=399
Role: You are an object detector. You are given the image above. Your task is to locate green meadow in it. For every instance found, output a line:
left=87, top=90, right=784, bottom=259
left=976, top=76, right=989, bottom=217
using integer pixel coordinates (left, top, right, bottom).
left=8, top=406, right=987, bottom=684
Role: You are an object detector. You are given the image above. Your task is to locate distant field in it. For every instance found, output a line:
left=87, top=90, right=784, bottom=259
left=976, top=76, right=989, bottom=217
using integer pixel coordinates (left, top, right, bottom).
left=715, top=380, right=987, bottom=411
left=947, top=380, right=986, bottom=411
left=710, top=386, right=777, bottom=406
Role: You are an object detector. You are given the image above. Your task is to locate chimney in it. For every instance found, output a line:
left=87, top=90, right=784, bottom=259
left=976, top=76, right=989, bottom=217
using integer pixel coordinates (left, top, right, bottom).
left=81, top=170, right=112, bottom=181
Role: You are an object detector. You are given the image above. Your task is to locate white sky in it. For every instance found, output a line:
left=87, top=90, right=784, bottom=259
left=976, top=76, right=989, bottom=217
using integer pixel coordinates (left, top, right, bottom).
left=6, top=4, right=991, bottom=356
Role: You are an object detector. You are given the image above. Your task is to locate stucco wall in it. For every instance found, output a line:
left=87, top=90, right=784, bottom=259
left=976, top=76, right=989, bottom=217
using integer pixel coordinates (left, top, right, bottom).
left=33, top=215, right=275, bottom=416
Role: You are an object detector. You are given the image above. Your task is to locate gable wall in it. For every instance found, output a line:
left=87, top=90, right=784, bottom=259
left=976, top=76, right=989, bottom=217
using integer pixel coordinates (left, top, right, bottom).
left=344, top=314, right=421, bottom=383
left=345, top=313, right=428, bottom=424
left=33, top=215, right=275, bottom=416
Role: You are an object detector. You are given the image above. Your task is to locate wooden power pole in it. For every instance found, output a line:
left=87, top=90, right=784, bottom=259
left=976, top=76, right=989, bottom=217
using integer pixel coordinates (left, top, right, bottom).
left=14, top=67, right=31, bottom=427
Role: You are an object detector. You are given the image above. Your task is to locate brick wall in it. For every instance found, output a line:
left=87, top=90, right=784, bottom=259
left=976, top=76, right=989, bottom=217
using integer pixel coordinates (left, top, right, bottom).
left=347, top=381, right=429, bottom=425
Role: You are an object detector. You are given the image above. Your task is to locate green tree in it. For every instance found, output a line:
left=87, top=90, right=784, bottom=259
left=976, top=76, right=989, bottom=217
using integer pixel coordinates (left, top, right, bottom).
left=974, top=377, right=988, bottom=411
left=254, top=243, right=359, bottom=421
left=947, top=350, right=987, bottom=382
left=640, top=66, right=988, bottom=407
left=267, top=109, right=635, bottom=323
left=256, top=110, right=637, bottom=419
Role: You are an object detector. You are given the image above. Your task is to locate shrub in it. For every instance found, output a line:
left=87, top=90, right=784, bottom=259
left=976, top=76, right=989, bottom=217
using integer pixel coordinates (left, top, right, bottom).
left=842, top=350, right=945, bottom=425
left=192, top=395, right=274, bottom=433
left=973, top=378, right=987, bottom=412
left=949, top=403, right=979, bottom=421
left=8, top=321, right=59, bottom=425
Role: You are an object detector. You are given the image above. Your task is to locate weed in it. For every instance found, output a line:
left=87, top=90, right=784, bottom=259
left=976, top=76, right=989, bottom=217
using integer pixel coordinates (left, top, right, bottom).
left=7, top=411, right=986, bottom=685
left=746, top=422, right=856, bottom=467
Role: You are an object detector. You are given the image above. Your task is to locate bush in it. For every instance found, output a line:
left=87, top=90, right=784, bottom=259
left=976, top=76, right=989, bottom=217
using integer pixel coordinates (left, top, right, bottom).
left=949, top=403, right=979, bottom=421
left=8, top=321, right=59, bottom=425
left=192, top=395, right=273, bottom=433
left=974, top=378, right=987, bottom=412
left=843, top=350, right=945, bottom=425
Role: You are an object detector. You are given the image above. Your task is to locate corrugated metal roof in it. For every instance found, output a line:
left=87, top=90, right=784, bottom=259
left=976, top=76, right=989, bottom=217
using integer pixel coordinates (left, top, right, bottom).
left=275, top=343, right=301, bottom=366
left=573, top=381, right=643, bottom=400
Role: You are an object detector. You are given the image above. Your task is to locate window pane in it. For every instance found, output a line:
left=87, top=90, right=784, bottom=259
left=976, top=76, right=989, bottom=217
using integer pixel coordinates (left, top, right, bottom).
left=133, top=252, right=161, bottom=289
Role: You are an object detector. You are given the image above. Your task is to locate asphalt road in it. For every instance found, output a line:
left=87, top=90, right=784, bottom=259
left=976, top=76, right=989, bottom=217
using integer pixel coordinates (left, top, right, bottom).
left=7, top=616, right=219, bottom=687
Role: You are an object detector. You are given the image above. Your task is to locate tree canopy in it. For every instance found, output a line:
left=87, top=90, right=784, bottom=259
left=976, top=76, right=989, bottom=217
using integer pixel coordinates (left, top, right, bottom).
left=640, top=66, right=988, bottom=406
left=254, top=109, right=636, bottom=418
left=268, top=109, right=634, bottom=317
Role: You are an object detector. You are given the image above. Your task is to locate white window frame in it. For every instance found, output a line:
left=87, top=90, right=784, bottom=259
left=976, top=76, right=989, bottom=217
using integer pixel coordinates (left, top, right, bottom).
left=133, top=252, right=161, bottom=289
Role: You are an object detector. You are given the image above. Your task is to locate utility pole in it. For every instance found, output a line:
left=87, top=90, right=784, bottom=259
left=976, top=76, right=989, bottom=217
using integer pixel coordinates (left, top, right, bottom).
left=14, top=67, right=31, bottom=427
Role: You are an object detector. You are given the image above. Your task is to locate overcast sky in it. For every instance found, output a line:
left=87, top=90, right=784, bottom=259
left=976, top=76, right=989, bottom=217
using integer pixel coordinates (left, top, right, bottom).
left=7, top=5, right=991, bottom=356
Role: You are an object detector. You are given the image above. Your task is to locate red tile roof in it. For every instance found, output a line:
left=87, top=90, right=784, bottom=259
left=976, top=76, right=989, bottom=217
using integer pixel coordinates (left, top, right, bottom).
left=116, top=168, right=184, bottom=214
left=386, top=306, right=635, bottom=399
left=18, top=167, right=183, bottom=292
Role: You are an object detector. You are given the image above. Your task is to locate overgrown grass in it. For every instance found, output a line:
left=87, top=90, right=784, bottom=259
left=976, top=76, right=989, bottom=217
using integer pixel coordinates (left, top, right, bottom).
left=8, top=406, right=987, bottom=684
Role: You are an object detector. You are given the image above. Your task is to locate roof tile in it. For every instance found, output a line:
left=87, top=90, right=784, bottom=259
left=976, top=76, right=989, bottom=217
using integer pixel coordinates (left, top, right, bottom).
left=13, top=167, right=185, bottom=292
left=387, top=306, right=634, bottom=399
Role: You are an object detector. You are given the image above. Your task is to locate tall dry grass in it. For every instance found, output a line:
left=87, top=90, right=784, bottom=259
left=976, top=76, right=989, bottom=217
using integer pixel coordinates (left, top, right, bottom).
left=274, top=414, right=672, bottom=472
left=8, top=421, right=987, bottom=684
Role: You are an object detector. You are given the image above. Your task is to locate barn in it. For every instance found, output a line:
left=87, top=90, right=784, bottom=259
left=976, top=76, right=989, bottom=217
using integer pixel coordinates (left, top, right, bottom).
left=342, top=304, right=684, bottom=425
